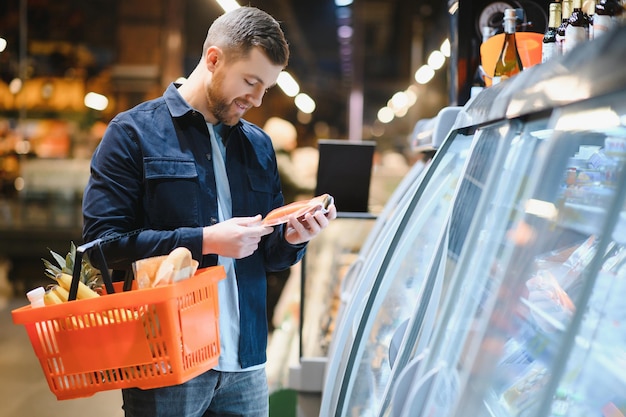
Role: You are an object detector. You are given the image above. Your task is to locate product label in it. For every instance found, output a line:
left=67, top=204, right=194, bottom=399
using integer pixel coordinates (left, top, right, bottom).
left=593, top=15, right=614, bottom=39
left=556, top=34, right=565, bottom=55
left=564, top=26, right=588, bottom=53
left=542, top=43, right=558, bottom=63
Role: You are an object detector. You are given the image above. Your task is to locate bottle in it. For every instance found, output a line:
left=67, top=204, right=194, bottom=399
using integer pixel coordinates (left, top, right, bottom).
left=557, top=0, right=573, bottom=54
left=492, top=9, right=523, bottom=85
left=587, top=0, right=597, bottom=39
left=27, top=286, right=46, bottom=308
left=542, top=3, right=562, bottom=63
left=593, top=0, right=623, bottom=38
left=564, top=0, right=590, bottom=53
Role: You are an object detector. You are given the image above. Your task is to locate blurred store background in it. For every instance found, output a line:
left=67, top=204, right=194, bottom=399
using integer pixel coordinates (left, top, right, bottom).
left=0, top=0, right=554, bottom=414
left=0, top=0, right=458, bottom=294
left=0, top=1, right=453, bottom=413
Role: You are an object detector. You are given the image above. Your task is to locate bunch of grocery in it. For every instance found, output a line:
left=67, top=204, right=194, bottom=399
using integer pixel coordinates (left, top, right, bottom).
left=12, top=242, right=224, bottom=400
left=26, top=243, right=197, bottom=308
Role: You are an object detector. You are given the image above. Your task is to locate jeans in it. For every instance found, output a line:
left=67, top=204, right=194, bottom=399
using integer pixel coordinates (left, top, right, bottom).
left=122, top=368, right=268, bottom=417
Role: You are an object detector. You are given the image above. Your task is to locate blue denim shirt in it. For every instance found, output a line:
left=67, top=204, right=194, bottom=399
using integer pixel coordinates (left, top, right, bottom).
left=83, top=83, right=306, bottom=368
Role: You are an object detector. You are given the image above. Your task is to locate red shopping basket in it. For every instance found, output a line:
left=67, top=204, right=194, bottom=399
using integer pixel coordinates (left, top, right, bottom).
left=11, top=239, right=225, bottom=400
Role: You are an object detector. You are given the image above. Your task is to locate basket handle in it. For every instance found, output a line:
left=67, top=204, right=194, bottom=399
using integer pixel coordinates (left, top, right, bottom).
left=69, top=239, right=115, bottom=301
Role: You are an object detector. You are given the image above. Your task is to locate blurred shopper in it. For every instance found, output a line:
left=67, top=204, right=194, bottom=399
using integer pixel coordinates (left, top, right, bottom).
left=263, top=117, right=314, bottom=204
left=82, top=7, right=336, bottom=417
left=263, top=117, right=315, bottom=331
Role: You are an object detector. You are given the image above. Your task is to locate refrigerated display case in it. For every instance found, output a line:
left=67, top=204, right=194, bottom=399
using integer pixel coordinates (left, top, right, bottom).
left=383, top=24, right=626, bottom=417
left=318, top=107, right=489, bottom=416
left=318, top=23, right=626, bottom=417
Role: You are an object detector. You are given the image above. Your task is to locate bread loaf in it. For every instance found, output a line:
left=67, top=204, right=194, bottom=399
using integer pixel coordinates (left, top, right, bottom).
left=133, top=247, right=197, bottom=288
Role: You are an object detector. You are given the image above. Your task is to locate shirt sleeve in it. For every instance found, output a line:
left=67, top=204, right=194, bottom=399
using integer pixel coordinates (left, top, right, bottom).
left=82, top=119, right=203, bottom=271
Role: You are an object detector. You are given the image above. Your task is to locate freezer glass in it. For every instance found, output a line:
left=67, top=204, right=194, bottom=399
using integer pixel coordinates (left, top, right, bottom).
left=329, top=127, right=478, bottom=416
left=320, top=161, right=430, bottom=408
left=380, top=117, right=529, bottom=417
left=407, top=89, right=626, bottom=417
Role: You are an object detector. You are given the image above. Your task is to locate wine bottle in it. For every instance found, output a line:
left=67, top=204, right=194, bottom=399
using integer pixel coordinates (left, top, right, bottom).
left=557, top=0, right=573, bottom=55
left=593, top=0, right=624, bottom=38
left=492, top=9, right=523, bottom=85
left=542, top=3, right=562, bottom=63
left=564, top=0, right=590, bottom=53
left=587, top=0, right=597, bottom=39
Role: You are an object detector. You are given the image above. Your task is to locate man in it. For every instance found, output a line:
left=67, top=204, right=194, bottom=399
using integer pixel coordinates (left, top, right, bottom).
left=82, top=6, right=336, bottom=417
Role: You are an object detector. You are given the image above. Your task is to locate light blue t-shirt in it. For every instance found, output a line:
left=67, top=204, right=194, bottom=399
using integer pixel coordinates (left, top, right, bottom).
left=207, top=123, right=264, bottom=372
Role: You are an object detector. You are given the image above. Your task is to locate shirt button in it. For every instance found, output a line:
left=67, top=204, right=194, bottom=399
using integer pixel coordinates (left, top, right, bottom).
left=210, top=217, right=218, bottom=225
left=206, top=153, right=211, bottom=161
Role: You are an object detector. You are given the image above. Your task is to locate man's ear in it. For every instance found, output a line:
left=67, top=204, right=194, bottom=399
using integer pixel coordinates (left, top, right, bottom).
left=205, top=46, right=222, bottom=71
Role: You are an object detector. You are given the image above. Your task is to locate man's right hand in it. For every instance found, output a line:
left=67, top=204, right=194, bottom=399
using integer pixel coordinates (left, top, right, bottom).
left=202, top=215, right=274, bottom=259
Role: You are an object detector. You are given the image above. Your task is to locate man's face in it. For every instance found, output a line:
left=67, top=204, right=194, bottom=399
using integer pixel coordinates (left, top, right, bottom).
left=207, top=47, right=283, bottom=126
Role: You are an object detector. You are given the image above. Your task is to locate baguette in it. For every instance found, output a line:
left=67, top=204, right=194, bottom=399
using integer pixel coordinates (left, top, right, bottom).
left=154, top=247, right=194, bottom=286
left=133, top=247, right=196, bottom=288
left=134, top=255, right=168, bottom=289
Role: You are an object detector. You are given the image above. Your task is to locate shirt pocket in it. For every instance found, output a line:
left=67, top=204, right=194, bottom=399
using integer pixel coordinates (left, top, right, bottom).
left=144, top=158, right=200, bottom=228
left=247, top=169, right=276, bottom=211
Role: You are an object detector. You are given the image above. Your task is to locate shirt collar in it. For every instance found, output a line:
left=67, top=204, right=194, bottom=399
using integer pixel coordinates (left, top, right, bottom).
left=164, top=83, right=193, bottom=118
left=164, top=83, right=241, bottom=137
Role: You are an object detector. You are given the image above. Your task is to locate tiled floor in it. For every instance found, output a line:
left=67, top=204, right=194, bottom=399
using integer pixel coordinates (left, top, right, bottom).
left=0, top=279, right=124, bottom=417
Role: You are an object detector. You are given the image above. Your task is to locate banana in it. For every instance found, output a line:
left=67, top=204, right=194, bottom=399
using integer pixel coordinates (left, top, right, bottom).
left=56, top=273, right=100, bottom=300
left=44, top=288, right=64, bottom=305
left=52, top=285, right=70, bottom=302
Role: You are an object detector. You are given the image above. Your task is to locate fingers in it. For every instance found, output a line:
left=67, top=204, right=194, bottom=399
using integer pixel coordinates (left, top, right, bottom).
left=299, top=203, right=336, bottom=229
left=203, top=216, right=274, bottom=258
left=284, top=206, right=333, bottom=245
left=234, top=214, right=263, bottom=226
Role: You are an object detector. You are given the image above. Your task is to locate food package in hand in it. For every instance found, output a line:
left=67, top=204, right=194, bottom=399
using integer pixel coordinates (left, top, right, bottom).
left=263, top=193, right=334, bottom=226
left=133, top=247, right=198, bottom=289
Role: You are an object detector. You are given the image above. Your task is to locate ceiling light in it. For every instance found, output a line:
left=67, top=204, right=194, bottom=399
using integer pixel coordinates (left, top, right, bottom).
left=337, top=25, right=353, bottom=40
left=427, top=50, right=446, bottom=70
left=393, top=106, right=409, bottom=118
left=440, top=39, right=451, bottom=57
left=414, top=65, right=435, bottom=84
left=335, top=0, right=354, bottom=6
left=9, top=78, right=22, bottom=94
left=277, top=71, right=300, bottom=97
left=0, top=38, right=7, bottom=53
left=377, top=107, right=394, bottom=124
left=448, top=1, right=459, bottom=15
left=84, top=92, right=109, bottom=111
left=389, top=91, right=409, bottom=110
left=405, top=88, right=418, bottom=106
left=295, top=93, right=316, bottom=114
left=215, top=0, right=240, bottom=12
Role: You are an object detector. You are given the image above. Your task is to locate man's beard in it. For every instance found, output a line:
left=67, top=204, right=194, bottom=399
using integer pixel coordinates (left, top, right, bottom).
left=207, top=75, right=244, bottom=126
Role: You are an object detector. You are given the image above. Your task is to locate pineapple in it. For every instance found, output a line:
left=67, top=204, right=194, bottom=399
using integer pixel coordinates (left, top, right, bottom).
left=42, top=241, right=104, bottom=294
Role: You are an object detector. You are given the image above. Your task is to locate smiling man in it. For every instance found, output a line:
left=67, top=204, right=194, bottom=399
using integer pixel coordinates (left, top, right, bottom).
left=82, top=6, right=336, bottom=417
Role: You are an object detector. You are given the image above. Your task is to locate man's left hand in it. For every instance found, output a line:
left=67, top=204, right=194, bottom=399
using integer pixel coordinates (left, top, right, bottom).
left=284, top=203, right=337, bottom=245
